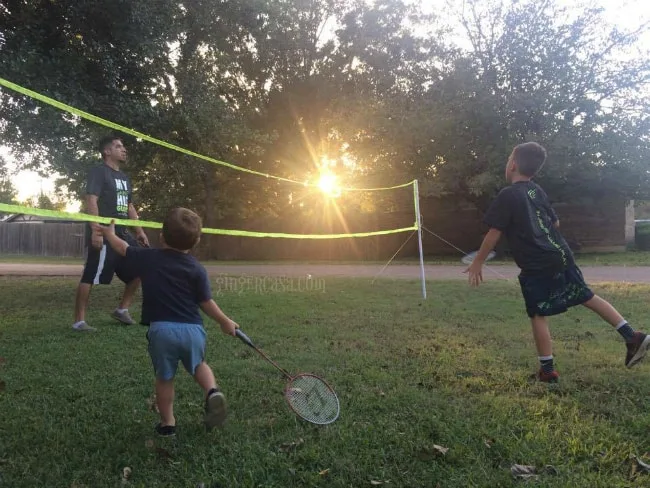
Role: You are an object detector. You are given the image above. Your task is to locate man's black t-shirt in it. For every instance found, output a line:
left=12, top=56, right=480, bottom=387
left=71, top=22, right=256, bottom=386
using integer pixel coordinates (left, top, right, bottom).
left=85, top=163, right=133, bottom=240
left=123, top=247, right=212, bottom=326
left=483, top=181, right=574, bottom=274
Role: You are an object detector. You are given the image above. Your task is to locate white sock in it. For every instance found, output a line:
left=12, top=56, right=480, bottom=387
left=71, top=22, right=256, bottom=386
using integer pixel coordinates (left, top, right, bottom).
left=538, top=355, right=553, bottom=361
left=615, top=320, right=628, bottom=329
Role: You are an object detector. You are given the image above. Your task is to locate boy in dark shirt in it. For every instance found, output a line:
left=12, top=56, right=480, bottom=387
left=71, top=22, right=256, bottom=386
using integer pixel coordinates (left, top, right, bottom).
left=465, top=142, right=650, bottom=382
left=101, top=207, right=239, bottom=436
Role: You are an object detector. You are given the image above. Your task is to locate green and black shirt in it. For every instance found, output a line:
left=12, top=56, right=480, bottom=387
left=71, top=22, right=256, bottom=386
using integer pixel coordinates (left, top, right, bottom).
left=483, top=181, right=574, bottom=274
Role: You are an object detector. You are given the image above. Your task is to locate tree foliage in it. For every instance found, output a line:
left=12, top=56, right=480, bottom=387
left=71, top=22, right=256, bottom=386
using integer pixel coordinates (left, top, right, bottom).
left=0, top=156, right=17, bottom=207
left=21, top=192, right=67, bottom=211
left=0, top=0, right=648, bottom=225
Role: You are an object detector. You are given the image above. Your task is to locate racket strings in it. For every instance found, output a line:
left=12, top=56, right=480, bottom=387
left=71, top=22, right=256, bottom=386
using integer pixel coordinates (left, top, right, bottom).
left=285, top=375, right=339, bottom=425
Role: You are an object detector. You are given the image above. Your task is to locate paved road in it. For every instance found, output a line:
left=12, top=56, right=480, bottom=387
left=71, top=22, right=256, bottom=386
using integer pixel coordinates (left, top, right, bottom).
left=0, top=262, right=649, bottom=283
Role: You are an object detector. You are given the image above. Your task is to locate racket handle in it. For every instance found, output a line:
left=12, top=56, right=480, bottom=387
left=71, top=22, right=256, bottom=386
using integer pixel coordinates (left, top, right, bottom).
left=236, top=329, right=254, bottom=347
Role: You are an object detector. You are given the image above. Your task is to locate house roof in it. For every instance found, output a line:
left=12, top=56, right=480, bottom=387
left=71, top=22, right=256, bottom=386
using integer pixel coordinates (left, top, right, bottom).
left=0, top=213, right=81, bottom=223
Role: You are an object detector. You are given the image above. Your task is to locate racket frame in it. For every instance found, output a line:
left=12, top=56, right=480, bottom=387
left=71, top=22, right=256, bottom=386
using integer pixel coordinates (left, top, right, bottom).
left=236, top=329, right=340, bottom=424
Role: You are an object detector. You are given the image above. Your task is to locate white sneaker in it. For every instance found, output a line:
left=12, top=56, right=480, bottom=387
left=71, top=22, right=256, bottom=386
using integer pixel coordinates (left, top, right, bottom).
left=73, top=321, right=97, bottom=332
left=111, top=309, right=135, bottom=325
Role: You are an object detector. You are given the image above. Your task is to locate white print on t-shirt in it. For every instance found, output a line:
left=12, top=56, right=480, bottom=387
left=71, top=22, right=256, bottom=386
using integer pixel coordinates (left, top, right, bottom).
left=115, top=178, right=129, bottom=215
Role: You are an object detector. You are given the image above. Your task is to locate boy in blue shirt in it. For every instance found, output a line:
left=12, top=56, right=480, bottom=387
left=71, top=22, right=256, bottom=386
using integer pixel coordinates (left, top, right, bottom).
left=101, top=207, right=239, bottom=436
left=465, top=142, right=650, bottom=383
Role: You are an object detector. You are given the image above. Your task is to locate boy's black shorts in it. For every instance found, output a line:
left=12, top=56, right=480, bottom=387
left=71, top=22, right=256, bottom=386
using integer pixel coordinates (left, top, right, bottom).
left=80, top=232, right=139, bottom=285
left=518, top=265, right=594, bottom=318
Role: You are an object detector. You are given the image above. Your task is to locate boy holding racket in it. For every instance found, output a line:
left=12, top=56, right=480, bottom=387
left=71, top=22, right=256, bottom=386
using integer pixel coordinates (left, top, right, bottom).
left=100, top=207, right=239, bottom=436
left=465, top=142, right=650, bottom=382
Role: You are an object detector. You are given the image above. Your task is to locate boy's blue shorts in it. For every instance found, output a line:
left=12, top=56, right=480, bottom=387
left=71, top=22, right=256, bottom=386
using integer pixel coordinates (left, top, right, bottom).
left=518, top=264, right=594, bottom=318
left=146, top=322, right=207, bottom=380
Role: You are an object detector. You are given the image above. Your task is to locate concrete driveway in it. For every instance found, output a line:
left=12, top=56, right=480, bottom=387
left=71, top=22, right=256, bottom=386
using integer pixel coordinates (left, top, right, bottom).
left=0, top=262, right=649, bottom=283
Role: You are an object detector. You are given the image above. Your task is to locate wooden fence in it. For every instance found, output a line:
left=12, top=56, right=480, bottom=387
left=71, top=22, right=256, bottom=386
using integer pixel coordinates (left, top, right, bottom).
left=0, top=223, right=87, bottom=257
left=0, top=196, right=633, bottom=259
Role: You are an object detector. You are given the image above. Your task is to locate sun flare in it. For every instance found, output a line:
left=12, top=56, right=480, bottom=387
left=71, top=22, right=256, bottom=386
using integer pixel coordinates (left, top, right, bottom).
left=317, top=172, right=341, bottom=197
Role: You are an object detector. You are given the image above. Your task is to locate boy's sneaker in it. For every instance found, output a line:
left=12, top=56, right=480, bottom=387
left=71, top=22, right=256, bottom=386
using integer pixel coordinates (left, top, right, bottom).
left=72, top=321, right=96, bottom=332
left=204, top=390, right=227, bottom=430
left=625, top=332, right=650, bottom=368
left=111, top=309, right=135, bottom=325
left=154, top=423, right=176, bottom=437
left=537, top=369, right=559, bottom=383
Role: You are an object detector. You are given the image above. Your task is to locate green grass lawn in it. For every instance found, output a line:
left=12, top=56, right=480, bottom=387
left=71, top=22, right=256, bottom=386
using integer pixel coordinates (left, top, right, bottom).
left=2, top=277, right=650, bottom=487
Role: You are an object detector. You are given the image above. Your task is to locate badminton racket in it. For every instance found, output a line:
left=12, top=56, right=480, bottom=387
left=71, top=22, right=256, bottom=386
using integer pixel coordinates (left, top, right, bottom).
left=236, top=329, right=340, bottom=425
left=461, top=250, right=496, bottom=265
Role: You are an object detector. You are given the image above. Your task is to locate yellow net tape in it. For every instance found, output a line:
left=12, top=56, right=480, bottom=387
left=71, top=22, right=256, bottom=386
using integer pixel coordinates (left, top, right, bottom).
left=0, top=203, right=417, bottom=239
left=0, top=77, right=414, bottom=192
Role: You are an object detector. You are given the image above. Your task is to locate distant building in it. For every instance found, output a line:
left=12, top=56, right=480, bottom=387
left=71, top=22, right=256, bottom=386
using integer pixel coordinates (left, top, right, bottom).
left=1, top=213, right=80, bottom=224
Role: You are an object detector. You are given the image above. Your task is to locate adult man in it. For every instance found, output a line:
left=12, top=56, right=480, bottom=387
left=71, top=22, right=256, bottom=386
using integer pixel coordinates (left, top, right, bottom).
left=72, top=135, right=149, bottom=332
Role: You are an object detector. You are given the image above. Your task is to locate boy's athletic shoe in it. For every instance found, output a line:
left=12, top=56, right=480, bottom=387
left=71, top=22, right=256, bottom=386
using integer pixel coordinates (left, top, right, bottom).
left=154, top=423, right=176, bottom=437
left=625, top=332, right=650, bottom=368
left=111, top=309, right=135, bottom=325
left=537, top=369, right=559, bottom=383
left=72, top=321, right=96, bottom=332
left=204, top=390, right=227, bottom=430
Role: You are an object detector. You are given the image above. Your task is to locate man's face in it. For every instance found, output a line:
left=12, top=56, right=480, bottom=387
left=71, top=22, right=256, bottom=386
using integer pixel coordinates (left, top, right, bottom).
left=106, top=139, right=127, bottom=163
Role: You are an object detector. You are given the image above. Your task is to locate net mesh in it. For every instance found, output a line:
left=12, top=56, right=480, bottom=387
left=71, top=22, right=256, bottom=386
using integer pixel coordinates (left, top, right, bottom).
left=284, top=374, right=339, bottom=424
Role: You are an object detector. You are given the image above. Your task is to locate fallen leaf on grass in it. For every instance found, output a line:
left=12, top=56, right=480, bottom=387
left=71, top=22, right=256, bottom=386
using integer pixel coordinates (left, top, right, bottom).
left=631, top=455, right=650, bottom=476
left=146, top=394, right=159, bottom=413
left=278, top=438, right=304, bottom=453
left=432, top=444, right=449, bottom=455
left=416, top=444, right=449, bottom=461
left=318, top=468, right=329, bottom=477
left=484, top=439, right=494, bottom=449
left=120, top=467, right=132, bottom=486
left=511, top=464, right=538, bottom=480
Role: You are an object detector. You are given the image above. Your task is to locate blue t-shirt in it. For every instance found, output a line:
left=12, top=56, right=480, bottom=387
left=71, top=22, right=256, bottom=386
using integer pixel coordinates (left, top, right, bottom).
left=124, top=247, right=212, bottom=325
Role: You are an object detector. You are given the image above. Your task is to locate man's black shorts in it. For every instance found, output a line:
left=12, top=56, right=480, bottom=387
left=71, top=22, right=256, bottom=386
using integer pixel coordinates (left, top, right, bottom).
left=81, top=232, right=139, bottom=285
left=518, top=265, right=594, bottom=318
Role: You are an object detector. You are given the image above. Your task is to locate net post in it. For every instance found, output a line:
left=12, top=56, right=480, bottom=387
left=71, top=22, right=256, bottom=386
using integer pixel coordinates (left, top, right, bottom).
left=413, top=180, right=427, bottom=299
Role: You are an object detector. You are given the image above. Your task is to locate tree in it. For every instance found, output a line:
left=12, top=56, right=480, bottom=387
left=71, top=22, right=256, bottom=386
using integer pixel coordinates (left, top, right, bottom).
left=0, top=156, right=17, bottom=219
left=21, top=192, right=67, bottom=211
left=0, top=161, right=16, bottom=202
left=348, top=0, right=650, bottom=208
left=0, top=0, right=440, bottom=225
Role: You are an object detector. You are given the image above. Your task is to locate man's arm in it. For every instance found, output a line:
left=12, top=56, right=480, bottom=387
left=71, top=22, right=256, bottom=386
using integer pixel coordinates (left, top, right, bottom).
left=127, top=203, right=142, bottom=230
left=128, top=203, right=149, bottom=247
left=86, top=195, right=103, bottom=249
left=86, top=194, right=99, bottom=220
